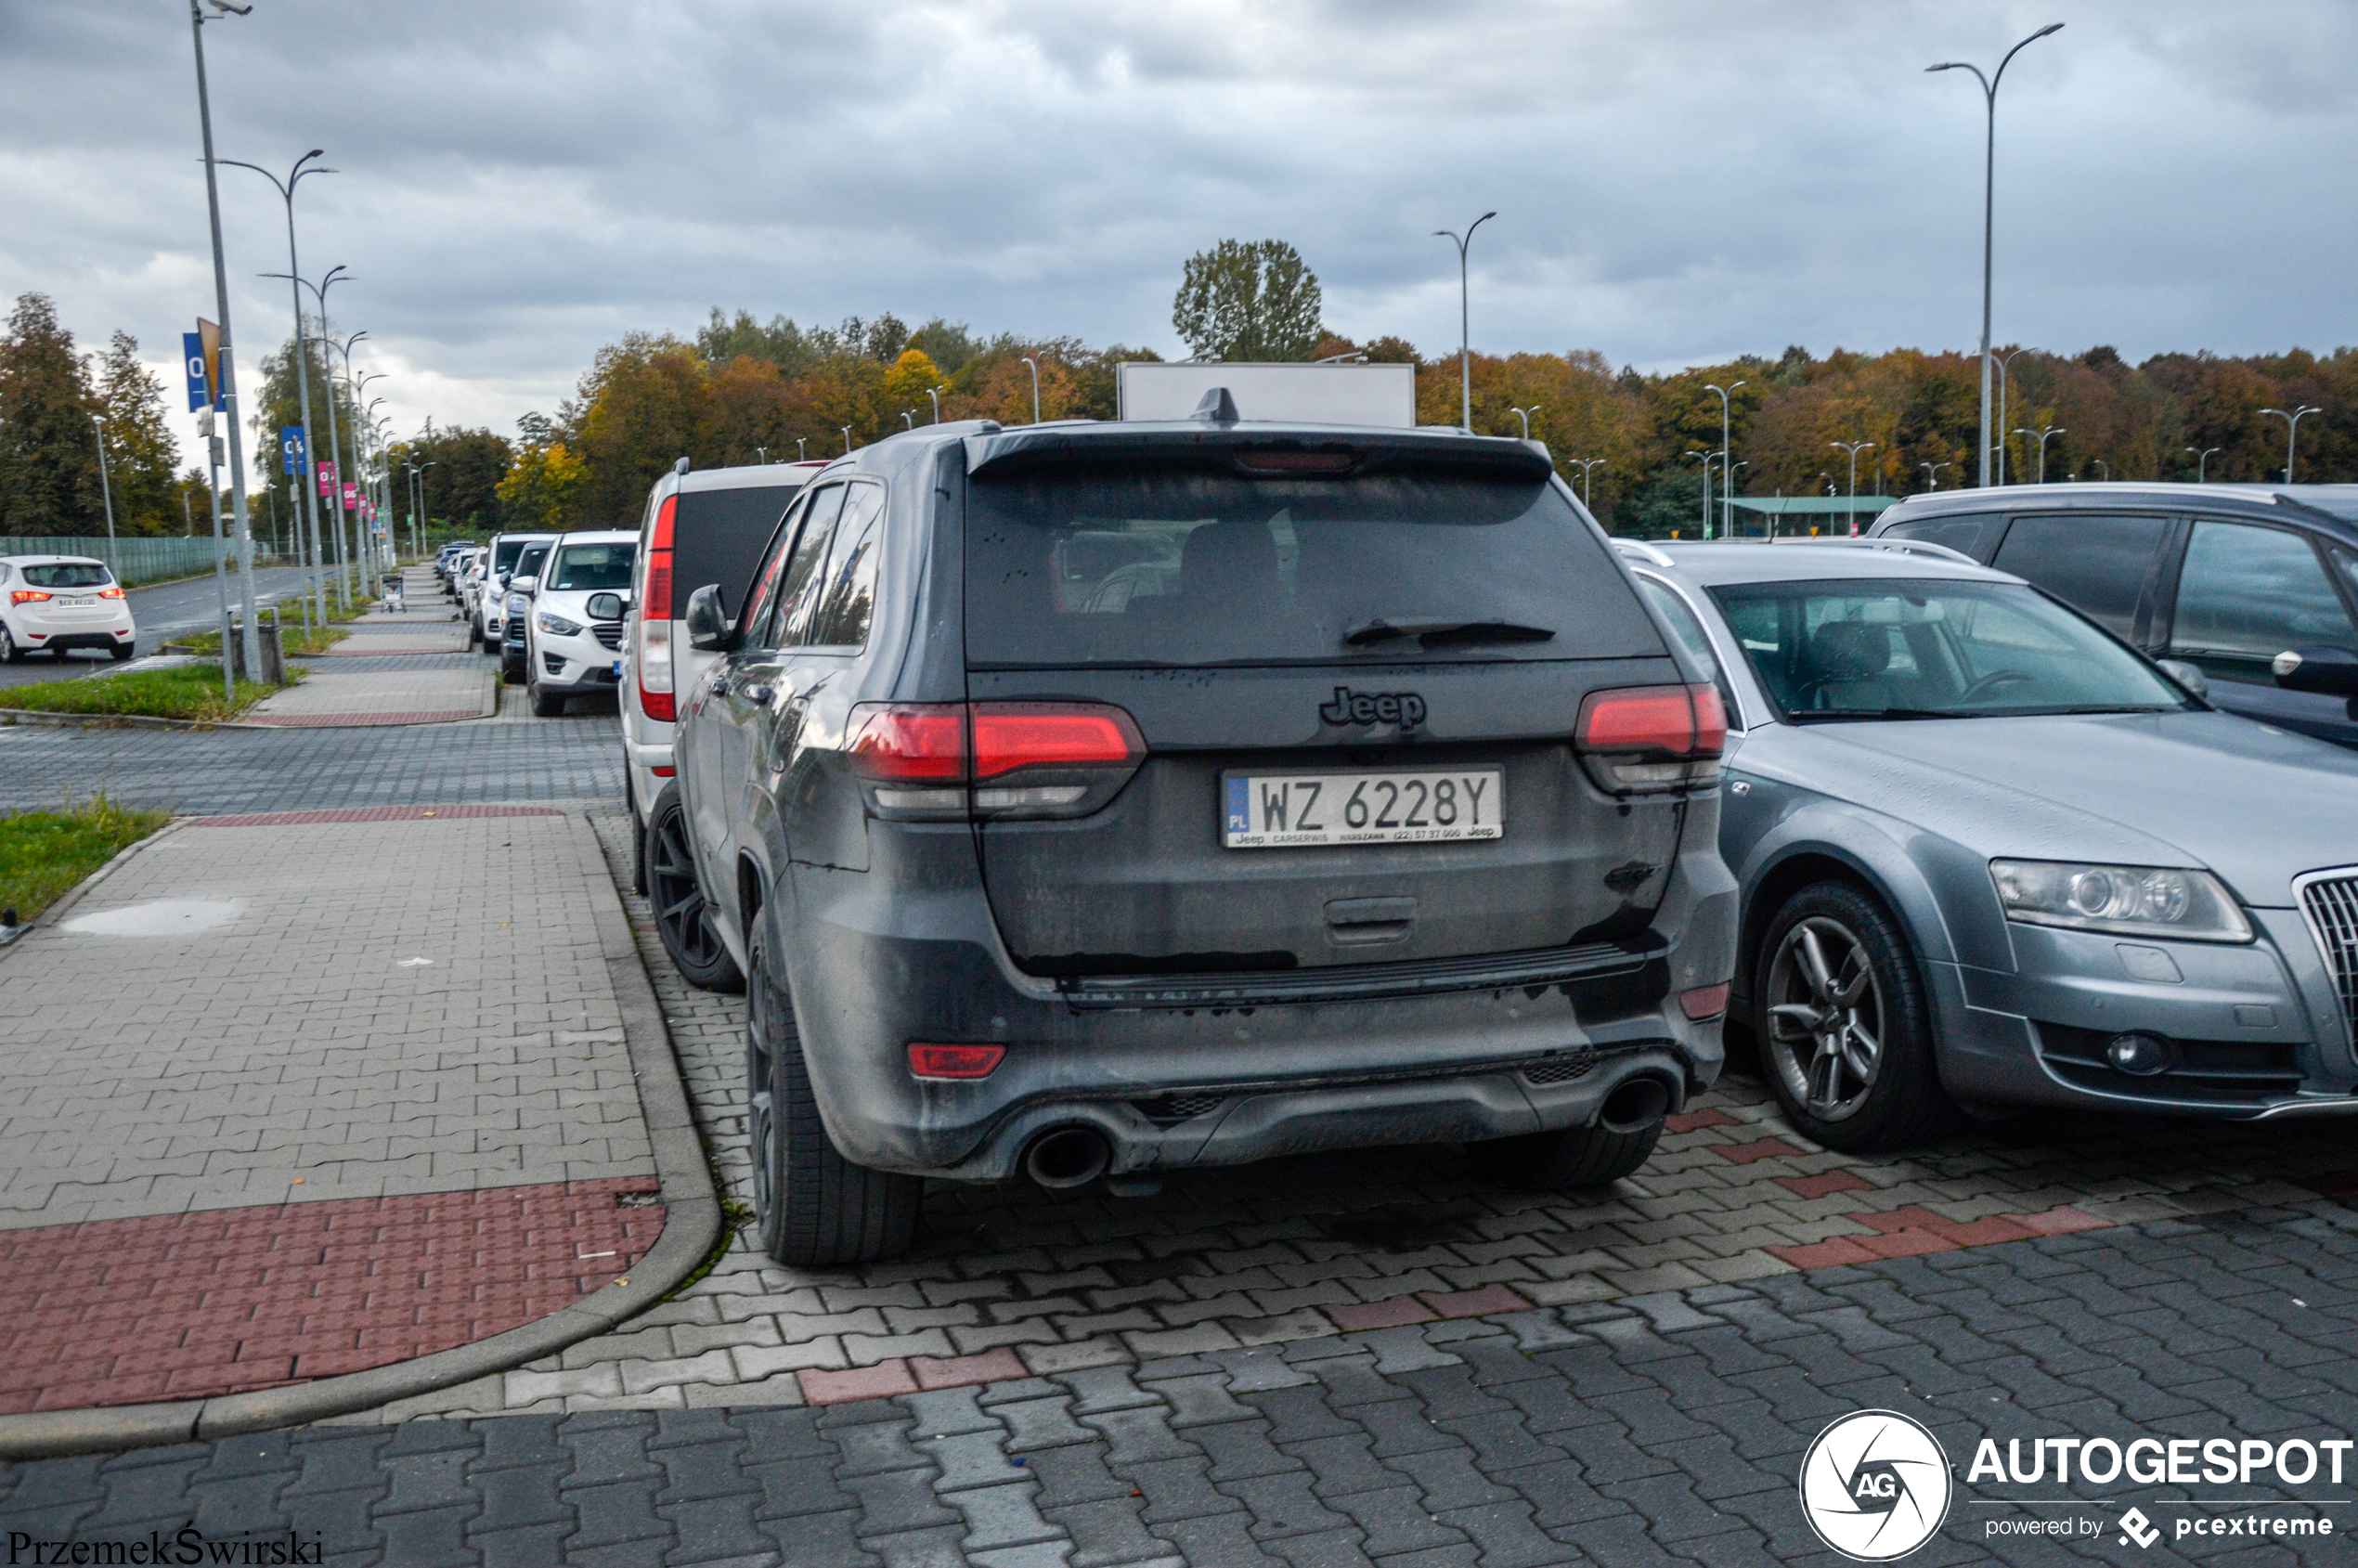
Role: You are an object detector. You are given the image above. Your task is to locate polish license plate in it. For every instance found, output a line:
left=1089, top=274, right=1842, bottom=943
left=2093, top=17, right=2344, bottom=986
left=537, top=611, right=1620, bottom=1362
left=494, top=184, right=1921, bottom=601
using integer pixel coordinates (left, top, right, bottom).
left=1223, top=771, right=1502, bottom=849
left=62, top=597, right=96, bottom=608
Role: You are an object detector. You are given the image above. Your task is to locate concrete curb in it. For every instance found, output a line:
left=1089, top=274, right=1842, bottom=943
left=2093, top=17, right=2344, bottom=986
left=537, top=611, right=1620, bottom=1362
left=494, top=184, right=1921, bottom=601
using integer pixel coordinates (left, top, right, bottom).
left=0, top=810, right=722, bottom=1458
left=0, top=708, right=249, bottom=732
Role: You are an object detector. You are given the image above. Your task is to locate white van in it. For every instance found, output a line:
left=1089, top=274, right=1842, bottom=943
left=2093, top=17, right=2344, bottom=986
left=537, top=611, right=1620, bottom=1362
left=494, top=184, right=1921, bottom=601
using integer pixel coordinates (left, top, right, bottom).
left=620, top=460, right=828, bottom=887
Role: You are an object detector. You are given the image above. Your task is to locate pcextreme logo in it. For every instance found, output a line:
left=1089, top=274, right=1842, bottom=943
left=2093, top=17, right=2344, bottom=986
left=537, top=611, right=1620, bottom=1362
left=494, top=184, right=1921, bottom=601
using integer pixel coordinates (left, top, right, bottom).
left=1799, top=1410, right=1955, bottom=1561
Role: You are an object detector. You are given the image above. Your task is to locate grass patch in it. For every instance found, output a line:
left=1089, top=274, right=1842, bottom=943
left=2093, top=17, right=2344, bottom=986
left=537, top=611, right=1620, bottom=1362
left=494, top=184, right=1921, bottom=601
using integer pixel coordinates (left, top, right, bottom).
left=0, top=795, right=170, bottom=925
left=0, top=661, right=286, bottom=721
left=178, top=623, right=348, bottom=656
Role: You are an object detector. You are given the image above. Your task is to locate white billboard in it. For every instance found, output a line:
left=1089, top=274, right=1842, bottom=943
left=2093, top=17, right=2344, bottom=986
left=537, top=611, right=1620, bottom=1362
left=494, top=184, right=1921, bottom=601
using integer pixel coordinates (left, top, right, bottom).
left=1116, top=361, right=1419, bottom=428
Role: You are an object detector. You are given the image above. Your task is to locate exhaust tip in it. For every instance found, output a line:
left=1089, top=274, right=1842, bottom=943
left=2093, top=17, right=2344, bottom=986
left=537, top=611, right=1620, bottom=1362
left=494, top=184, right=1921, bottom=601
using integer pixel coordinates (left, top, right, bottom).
left=1598, top=1075, right=1673, bottom=1134
left=1023, top=1127, right=1111, bottom=1189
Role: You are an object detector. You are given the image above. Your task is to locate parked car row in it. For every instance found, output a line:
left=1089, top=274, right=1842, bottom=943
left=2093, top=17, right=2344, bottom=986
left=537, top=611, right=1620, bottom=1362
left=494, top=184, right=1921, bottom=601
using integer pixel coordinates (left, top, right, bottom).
left=595, top=413, right=2358, bottom=1271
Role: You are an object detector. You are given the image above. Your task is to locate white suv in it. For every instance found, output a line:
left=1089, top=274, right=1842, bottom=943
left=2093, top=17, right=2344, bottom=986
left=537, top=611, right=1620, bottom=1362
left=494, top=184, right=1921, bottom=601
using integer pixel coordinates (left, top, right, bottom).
left=619, top=460, right=825, bottom=887
left=1, top=556, right=136, bottom=662
left=525, top=531, right=638, bottom=717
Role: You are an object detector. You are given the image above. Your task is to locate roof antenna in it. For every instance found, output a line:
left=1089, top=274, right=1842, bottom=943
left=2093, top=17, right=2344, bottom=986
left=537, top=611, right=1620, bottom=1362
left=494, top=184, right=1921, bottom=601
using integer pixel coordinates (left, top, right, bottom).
left=674, top=457, right=690, bottom=475
left=1190, top=387, right=1240, bottom=424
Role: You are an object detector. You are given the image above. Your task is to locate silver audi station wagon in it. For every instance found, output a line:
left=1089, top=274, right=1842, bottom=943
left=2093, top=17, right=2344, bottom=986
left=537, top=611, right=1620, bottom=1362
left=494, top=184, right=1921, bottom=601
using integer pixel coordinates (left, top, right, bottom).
left=667, top=404, right=1739, bottom=1263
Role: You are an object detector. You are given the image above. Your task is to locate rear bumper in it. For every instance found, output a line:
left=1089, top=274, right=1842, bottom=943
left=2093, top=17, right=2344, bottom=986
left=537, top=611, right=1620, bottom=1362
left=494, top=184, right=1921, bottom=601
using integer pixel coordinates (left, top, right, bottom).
left=775, top=829, right=1735, bottom=1180
left=23, top=628, right=135, bottom=650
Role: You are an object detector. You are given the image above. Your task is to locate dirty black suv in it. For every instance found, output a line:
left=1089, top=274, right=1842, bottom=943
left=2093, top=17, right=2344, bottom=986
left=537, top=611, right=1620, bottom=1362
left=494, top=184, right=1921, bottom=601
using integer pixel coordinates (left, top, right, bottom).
left=669, top=408, right=1738, bottom=1264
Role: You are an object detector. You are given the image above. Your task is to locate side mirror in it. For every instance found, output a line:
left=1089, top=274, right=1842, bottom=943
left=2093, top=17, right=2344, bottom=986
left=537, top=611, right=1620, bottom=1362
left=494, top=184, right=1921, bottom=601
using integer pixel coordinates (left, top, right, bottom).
left=685, top=582, right=731, bottom=650
left=511, top=576, right=538, bottom=597
left=2271, top=646, right=2358, bottom=696
left=2155, top=658, right=2209, bottom=703
left=585, top=591, right=628, bottom=622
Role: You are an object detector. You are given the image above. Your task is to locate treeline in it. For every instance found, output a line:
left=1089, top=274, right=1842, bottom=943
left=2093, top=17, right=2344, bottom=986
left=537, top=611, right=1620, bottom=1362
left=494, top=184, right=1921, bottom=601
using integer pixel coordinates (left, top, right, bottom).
left=487, top=307, right=2358, bottom=536
left=0, top=294, right=185, bottom=537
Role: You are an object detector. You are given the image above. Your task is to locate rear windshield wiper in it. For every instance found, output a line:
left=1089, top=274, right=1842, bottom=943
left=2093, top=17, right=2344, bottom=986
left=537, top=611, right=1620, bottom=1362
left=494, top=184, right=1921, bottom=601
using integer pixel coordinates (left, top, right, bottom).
left=1345, top=617, right=1556, bottom=649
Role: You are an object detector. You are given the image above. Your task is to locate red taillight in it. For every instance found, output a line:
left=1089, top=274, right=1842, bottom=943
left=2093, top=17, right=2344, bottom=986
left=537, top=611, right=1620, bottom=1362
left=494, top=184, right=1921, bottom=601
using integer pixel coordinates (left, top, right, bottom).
left=1679, top=982, right=1731, bottom=1021
left=651, top=765, right=675, bottom=777
left=848, top=704, right=966, bottom=781
left=640, top=690, right=675, bottom=722
left=907, top=1043, right=1005, bottom=1079
left=10, top=591, right=50, bottom=604
left=971, top=705, right=1143, bottom=779
left=97, top=587, right=124, bottom=600
left=1575, top=683, right=1725, bottom=794
left=643, top=497, right=675, bottom=620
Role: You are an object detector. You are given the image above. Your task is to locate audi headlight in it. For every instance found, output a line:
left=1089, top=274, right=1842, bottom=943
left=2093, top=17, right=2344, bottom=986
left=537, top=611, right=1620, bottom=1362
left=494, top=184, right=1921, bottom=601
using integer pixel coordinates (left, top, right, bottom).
left=538, top=612, right=583, bottom=637
left=1989, top=859, right=2251, bottom=943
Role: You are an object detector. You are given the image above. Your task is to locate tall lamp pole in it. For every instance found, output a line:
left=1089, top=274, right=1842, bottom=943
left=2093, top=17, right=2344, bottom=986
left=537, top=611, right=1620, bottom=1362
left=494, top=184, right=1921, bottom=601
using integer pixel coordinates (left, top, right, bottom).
left=1020, top=356, right=1041, bottom=424
left=1993, top=347, right=2033, bottom=485
left=1432, top=211, right=1496, bottom=430
left=88, top=415, right=120, bottom=582
left=233, top=155, right=336, bottom=628
left=1704, top=382, right=1744, bottom=538
left=2014, top=424, right=2064, bottom=484
left=1569, top=458, right=1604, bottom=510
left=1928, top=22, right=2065, bottom=487
left=1683, top=450, right=1716, bottom=538
left=1830, top=440, right=1876, bottom=535
left=2185, top=445, right=2220, bottom=482
left=2260, top=406, right=2323, bottom=484
left=1508, top=405, right=1539, bottom=439
left=1920, top=460, right=1950, bottom=490
left=188, top=0, right=264, bottom=682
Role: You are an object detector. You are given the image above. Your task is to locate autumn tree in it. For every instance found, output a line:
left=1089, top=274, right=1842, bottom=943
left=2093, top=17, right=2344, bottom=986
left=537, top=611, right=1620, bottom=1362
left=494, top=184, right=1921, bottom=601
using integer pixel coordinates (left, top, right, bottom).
left=1172, top=240, right=1325, bottom=361
left=0, top=292, right=99, bottom=536
left=91, top=331, right=180, bottom=536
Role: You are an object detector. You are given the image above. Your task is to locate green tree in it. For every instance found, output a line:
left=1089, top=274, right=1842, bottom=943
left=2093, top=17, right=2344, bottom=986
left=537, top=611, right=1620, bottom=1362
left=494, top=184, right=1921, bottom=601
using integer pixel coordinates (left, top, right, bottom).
left=91, top=330, right=179, bottom=536
left=389, top=423, right=513, bottom=534
left=562, top=333, right=711, bottom=525
left=0, top=292, right=100, bottom=536
left=1172, top=240, right=1325, bottom=361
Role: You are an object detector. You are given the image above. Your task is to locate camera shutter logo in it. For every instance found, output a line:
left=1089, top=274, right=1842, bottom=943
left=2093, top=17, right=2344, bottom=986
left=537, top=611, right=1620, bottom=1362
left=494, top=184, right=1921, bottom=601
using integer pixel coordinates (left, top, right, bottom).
left=1799, top=1410, right=1953, bottom=1561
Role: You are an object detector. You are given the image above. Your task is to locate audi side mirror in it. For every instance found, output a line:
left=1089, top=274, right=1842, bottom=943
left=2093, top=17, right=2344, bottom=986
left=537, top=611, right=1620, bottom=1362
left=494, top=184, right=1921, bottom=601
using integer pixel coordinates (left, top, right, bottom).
left=2154, top=659, right=2209, bottom=702
left=585, top=591, right=628, bottom=622
left=2271, top=646, right=2358, bottom=697
left=685, top=583, right=731, bottom=650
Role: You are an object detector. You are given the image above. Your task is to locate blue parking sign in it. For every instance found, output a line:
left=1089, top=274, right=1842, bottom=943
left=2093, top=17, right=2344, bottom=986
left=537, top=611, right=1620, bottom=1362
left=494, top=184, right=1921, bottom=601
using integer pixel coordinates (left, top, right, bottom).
left=183, top=332, right=212, bottom=412
left=281, top=426, right=307, bottom=476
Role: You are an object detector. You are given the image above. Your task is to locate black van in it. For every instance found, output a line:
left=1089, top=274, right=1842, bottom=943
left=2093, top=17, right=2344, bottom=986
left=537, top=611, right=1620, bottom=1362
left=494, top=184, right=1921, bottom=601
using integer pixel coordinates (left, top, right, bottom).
left=668, top=408, right=1739, bottom=1264
left=1872, top=483, right=2358, bottom=748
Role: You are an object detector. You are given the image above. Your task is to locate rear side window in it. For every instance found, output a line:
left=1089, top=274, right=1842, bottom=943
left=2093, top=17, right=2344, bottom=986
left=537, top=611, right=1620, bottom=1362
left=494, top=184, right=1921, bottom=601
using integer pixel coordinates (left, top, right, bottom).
left=1989, top=514, right=2168, bottom=637
left=1881, top=514, right=1998, bottom=560
left=549, top=541, right=637, bottom=590
left=965, top=468, right=1653, bottom=667
left=672, top=484, right=804, bottom=619
left=807, top=486, right=884, bottom=649
left=22, top=564, right=112, bottom=588
left=2170, top=521, right=2356, bottom=680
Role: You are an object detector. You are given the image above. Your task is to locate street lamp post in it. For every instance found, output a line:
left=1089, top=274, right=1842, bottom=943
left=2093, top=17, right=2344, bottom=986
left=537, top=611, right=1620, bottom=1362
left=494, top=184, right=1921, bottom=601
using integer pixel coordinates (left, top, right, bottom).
left=2013, top=424, right=2064, bottom=484
left=188, top=0, right=266, bottom=683
left=796, top=438, right=807, bottom=461
left=841, top=426, right=851, bottom=455
left=1569, top=458, right=1605, bottom=509
left=266, top=264, right=351, bottom=622
left=928, top=386, right=944, bottom=423
left=901, top=411, right=914, bottom=431
left=1683, top=450, right=1716, bottom=538
left=1020, top=356, right=1041, bottom=424
left=1704, top=382, right=1744, bottom=538
left=88, top=415, right=119, bottom=581
left=1508, top=405, right=1539, bottom=440
left=2093, top=459, right=2109, bottom=482
left=1928, top=22, right=2065, bottom=487
left=2185, top=445, right=2221, bottom=482
left=1920, top=460, right=1951, bottom=490
left=1432, top=211, right=1496, bottom=430
left=1992, top=347, right=2033, bottom=484
left=1830, top=440, right=1876, bottom=535
left=2260, top=406, right=2323, bottom=483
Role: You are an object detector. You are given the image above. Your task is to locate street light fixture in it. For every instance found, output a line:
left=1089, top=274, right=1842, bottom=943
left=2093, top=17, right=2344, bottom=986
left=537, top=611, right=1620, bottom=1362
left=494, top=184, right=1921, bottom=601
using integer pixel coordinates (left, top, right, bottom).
left=1432, top=211, right=1496, bottom=430
left=88, top=415, right=120, bottom=581
left=1509, top=405, right=1539, bottom=440
left=796, top=438, right=807, bottom=461
left=2013, top=423, right=2065, bottom=484
left=1567, top=457, right=1605, bottom=510
left=901, top=411, right=915, bottom=430
left=1019, top=356, right=1041, bottom=424
left=1830, top=440, right=1876, bottom=535
left=841, top=425, right=852, bottom=455
left=266, top=263, right=352, bottom=621
left=2185, top=445, right=2221, bottom=482
left=1683, top=450, right=1717, bottom=538
left=928, top=386, right=944, bottom=423
left=1920, top=460, right=1951, bottom=490
left=188, top=0, right=266, bottom=693
left=2092, top=459, right=2109, bottom=482
left=2260, top=406, right=2323, bottom=483
left=1704, top=381, right=1744, bottom=538
left=1992, top=347, right=2034, bottom=484
left=1928, top=22, right=2065, bottom=486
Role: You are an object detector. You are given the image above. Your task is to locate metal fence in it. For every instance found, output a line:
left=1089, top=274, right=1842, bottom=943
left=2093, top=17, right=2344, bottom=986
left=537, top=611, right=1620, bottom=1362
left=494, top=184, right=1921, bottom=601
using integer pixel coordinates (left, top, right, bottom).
left=0, top=537, right=279, bottom=588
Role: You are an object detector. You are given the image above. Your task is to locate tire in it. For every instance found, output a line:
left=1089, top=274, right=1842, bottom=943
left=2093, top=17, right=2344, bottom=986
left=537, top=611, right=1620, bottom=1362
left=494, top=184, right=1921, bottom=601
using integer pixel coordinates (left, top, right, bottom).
left=645, top=782, right=745, bottom=993
left=1469, top=1122, right=1662, bottom=1189
left=109, top=642, right=135, bottom=662
left=746, top=940, right=920, bottom=1266
left=1755, top=880, right=1955, bottom=1152
left=627, top=772, right=649, bottom=896
left=2, top=633, right=22, bottom=665
left=528, top=680, right=568, bottom=719
left=467, top=615, right=483, bottom=647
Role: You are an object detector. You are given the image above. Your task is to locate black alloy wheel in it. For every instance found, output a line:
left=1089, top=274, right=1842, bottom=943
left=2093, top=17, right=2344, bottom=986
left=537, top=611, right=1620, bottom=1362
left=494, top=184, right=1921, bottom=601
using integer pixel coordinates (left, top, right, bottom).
left=645, top=784, right=745, bottom=993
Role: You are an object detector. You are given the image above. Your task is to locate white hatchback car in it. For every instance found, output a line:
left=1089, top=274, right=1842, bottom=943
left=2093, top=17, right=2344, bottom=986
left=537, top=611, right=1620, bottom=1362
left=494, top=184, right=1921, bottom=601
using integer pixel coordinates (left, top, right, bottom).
left=0, top=556, right=136, bottom=662
left=525, top=531, right=638, bottom=717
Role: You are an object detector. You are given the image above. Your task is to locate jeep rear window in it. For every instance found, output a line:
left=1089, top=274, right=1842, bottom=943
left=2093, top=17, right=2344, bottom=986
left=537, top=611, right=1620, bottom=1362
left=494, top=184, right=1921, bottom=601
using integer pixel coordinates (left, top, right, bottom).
left=965, top=469, right=1654, bottom=667
left=673, top=486, right=802, bottom=620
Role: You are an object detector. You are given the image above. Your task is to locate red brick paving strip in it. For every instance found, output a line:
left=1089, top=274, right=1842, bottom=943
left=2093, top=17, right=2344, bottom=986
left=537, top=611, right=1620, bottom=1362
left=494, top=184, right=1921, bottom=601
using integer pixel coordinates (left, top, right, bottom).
left=1664, top=1108, right=1742, bottom=1134
left=183, top=806, right=565, bottom=826
left=1712, top=1137, right=1806, bottom=1165
left=1763, top=1204, right=2105, bottom=1272
left=1776, top=1171, right=1876, bottom=1199
left=0, top=1178, right=664, bottom=1412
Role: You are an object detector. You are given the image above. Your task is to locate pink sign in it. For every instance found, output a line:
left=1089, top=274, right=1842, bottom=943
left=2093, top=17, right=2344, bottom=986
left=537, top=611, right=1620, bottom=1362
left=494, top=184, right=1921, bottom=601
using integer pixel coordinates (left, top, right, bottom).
left=342, top=483, right=358, bottom=512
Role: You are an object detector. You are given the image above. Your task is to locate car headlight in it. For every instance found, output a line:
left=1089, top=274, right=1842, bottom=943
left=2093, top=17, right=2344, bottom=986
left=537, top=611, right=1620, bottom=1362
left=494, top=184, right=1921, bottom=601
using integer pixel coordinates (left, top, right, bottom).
left=538, top=612, right=583, bottom=637
left=506, top=593, right=529, bottom=614
left=1989, top=859, right=2252, bottom=943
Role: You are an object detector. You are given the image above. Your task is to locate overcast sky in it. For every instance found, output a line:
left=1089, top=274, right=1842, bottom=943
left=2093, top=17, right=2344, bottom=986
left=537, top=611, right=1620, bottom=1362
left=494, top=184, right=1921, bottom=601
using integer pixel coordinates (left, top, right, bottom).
left=5, top=1, right=2355, bottom=464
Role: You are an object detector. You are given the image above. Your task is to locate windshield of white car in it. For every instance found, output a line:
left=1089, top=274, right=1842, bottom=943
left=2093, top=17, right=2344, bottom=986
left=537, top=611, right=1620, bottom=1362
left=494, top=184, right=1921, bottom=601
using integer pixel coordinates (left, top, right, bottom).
left=548, top=542, right=637, bottom=591
left=1705, top=577, right=2195, bottom=721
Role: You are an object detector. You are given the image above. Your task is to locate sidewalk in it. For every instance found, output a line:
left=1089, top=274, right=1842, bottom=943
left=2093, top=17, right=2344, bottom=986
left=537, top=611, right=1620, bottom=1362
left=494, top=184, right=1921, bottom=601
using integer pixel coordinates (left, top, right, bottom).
left=0, top=805, right=709, bottom=1426
left=248, top=569, right=499, bottom=725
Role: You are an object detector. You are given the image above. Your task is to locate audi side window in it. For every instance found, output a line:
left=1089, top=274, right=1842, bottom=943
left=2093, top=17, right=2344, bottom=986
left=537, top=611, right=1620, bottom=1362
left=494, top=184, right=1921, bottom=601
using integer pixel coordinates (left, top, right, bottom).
left=775, top=486, right=848, bottom=648
left=1883, top=514, right=1998, bottom=561
left=2171, top=522, right=2357, bottom=682
left=806, top=485, right=885, bottom=650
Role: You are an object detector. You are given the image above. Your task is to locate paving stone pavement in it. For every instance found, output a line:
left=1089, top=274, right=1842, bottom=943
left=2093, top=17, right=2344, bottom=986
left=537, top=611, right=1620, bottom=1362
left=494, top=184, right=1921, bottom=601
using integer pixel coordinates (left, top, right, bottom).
left=4, top=1203, right=2355, bottom=1564
left=247, top=666, right=498, bottom=726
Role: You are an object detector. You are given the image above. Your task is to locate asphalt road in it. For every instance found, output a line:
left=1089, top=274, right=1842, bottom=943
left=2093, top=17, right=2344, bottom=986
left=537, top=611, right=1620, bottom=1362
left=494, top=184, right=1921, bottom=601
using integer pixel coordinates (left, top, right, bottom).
left=0, top=565, right=359, bottom=692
